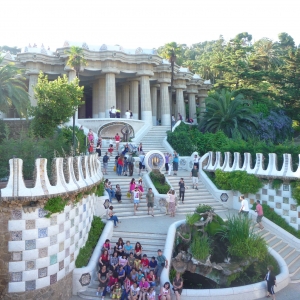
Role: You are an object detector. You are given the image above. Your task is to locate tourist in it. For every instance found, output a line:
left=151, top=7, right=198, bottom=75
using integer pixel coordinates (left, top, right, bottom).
left=139, top=276, right=150, bottom=300
left=156, top=249, right=168, bottom=283
left=147, top=286, right=156, bottom=300
left=115, top=133, right=121, bottom=151
left=118, top=265, right=126, bottom=285
left=178, top=178, right=186, bottom=204
left=102, top=239, right=112, bottom=255
left=96, top=139, right=102, bottom=157
left=164, top=153, right=169, bottom=174
left=130, top=268, right=138, bottom=283
left=88, top=140, right=94, bottom=154
left=255, top=200, right=264, bottom=230
left=265, top=265, right=277, bottom=299
left=134, top=242, right=143, bottom=269
left=130, top=281, right=140, bottom=300
left=177, top=113, right=182, bottom=121
left=171, top=115, right=176, bottom=128
left=129, top=178, right=136, bottom=202
left=116, top=108, right=121, bottom=118
left=133, top=186, right=140, bottom=216
left=102, top=152, right=109, bottom=175
left=110, top=251, right=119, bottom=271
left=121, top=275, right=131, bottom=300
left=105, top=180, right=116, bottom=202
left=87, top=129, right=94, bottom=143
left=190, top=165, right=199, bottom=190
left=102, top=270, right=118, bottom=299
left=107, top=206, right=121, bottom=228
left=168, top=153, right=173, bottom=176
left=115, top=154, right=120, bottom=174
left=97, top=264, right=109, bottom=297
left=115, top=184, right=122, bottom=203
left=124, top=240, right=133, bottom=257
left=125, top=109, right=131, bottom=119
left=146, top=188, right=155, bottom=217
left=117, top=156, right=124, bottom=176
left=149, top=257, right=158, bottom=275
left=127, top=153, right=135, bottom=176
left=111, top=106, right=116, bottom=118
left=146, top=270, right=156, bottom=287
left=141, top=254, right=150, bottom=274
left=239, top=195, right=249, bottom=216
left=127, top=252, right=135, bottom=271
left=99, top=249, right=110, bottom=268
left=137, top=269, right=144, bottom=284
left=130, top=110, right=133, bottom=119
left=138, top=178, right=144, bottom=199
left=172, top=272, right=183, bottom=300
left=193, top=154, right=200, bottom=169
left=111, top=281, right=122, bottom=299
left=159, top=282, right=171, bottom=300
left=167, top=189, right=176, bottom=217
left=114, top=237, right=125, bottom=257
left=122, top=143, right=130, bottom=156
left=137, top=143, right=143, bottom=153
left=173, top=151, right=179, bottom=175
left=108, top=144, right=114, bottom=156
left=138, top=152, right=145, bottom=176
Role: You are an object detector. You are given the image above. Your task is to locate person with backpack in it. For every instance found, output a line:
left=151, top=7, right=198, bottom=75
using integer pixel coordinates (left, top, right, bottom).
left=127, top=153, right=135, bottom=176
left=138, top=152, right=146, bottom=176
left=102, top=152, right=110, bottom=175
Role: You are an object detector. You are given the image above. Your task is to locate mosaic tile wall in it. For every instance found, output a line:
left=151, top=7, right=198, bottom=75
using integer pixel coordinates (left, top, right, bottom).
left=7, top=195, right=96, bottom=293
left=233, top=184, right=300, bottom=230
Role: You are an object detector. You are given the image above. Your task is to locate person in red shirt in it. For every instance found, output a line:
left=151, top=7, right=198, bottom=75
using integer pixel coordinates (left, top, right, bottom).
left=98, top=249, right=110, bottom=268
left=117, top=156, right=124, bottom=176
left=115, top=133, right=120, bottom=151
left=255, top=200, right=264, bottom=230
left=146, top=270, right=156, bottom=287
left=141, top=254, right=150, bottom=274
left=102, top=271, right=118, bottom=298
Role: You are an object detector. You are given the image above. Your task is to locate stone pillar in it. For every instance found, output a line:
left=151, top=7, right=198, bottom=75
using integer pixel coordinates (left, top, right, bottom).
left=99, top=77, right=106, bottom=118
left=198, top=88, right=209, bottom=117
left=150, top=86, right=158, bottom=125
left=160, top=83, right=171, bottom=126
left=130, top=80, right=139, bottom=119
left=157, top=92, right=161, bottom=124
left=122, top=84, right=130, bottom=118
left=28, top=73, right=39, bottom=107
left=116, top=87, right=122, bottom=111
left=105, top=73, right=116, bottom=118
left=188, top=93, right=197, bottom=121
left=140, top=76, right=152, bottom=124
left=92, top=80, right=99, bottom=118
left=176, top=88, right=185, bottom=121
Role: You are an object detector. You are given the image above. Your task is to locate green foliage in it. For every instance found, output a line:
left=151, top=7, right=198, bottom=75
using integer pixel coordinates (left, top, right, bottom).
left=65, top=46, right=87, bottom=76
left=252, top=203, right=300, bottom=238
left=272, top=179, right=283, bottom=190
left=60, top=126, right=86, bottom=154
left=220, top=215, right=268, bottom=260
left=190, top=235, right=211, bottom=260
left=95, top=181, right=105, bottom=197
left=291, top=181, right=300, bottom=206
left=44, top=196, right=67, bottom=217
left=0, top=119, right=5, bottom=143
left=186, top=213, right=200, bottom=226
left=149, top=171, right=170, bottom=194
left=196, top=204, right=213, bottom=214
left=214, top=170, right=263, bottom=194
left=169, top=268, right=177, bottom=282
left=75, top=216, right=105, bottom=268
left=30, top=73, right=84, bottom=138
left=205, top=214, right=225, bottom=236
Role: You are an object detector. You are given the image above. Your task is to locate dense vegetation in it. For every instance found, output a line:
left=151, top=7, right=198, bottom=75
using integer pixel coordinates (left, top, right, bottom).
left=149, top=171, right=171, bottom=194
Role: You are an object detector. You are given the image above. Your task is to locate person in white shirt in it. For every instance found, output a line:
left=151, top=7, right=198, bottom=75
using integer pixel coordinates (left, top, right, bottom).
left=239, top=195, right=249, bottom=216
left=125, top=109, right=131, bottom=119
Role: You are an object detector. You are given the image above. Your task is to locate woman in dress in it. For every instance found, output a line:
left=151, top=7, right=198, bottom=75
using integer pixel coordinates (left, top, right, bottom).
left=129, top=178, right=136, bottom=203
left=87, top=129, right=94, bottom=143
left=173, top=272, right=183, bottom=300
left=137, top=143, right=143, bottom=153
left=167, top=189, right=176, bottom=217
left=96, top=139, right=102, bottom=157
left=160, top=282, right=171, bottom=300
left=134, top=242, right=143, bottom=270
left=138, top=178, right=144, bottom=199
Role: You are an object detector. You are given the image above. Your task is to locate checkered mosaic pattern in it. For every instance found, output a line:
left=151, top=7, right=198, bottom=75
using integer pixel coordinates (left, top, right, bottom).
left=233, top=183, right=300, bottom=230
left=8, top=195, right=96, bottom=293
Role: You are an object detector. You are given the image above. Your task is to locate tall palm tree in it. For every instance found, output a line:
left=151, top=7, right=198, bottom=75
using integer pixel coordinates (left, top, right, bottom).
left=199, top=89, right=257, bottom=140
left=65, top=46, right=87, bottom=147
left=0, top=57, right=29, bottom=117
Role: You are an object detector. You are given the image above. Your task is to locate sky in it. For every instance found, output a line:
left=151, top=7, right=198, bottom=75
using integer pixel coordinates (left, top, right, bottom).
left=1, top=0, right=299, bottom=51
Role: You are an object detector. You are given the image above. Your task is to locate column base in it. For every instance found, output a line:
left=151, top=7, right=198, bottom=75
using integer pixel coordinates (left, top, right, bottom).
left=141, top=111, right=153, bottom=125
left=99, top=112, right=105, bottom=118
left=161, top=114, right=171, bottom=126
left=133, top=113, right=138, bottom=120
left=152, top=116, right=157, bottom=126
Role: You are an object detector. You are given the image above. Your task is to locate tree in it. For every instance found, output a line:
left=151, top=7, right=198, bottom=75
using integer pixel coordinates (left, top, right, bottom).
left=0, top=57, right=29, bottom=117
left=199, top=89, right=257, bottom=139
left=30, top=74, right=84, bottom=138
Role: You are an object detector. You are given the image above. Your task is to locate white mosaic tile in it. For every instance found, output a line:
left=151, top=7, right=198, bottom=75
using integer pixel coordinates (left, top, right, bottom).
left=9, top=261, right=25, bottom=272
left=36, top=218, right=50, bottom=228
left=22, top=249, right=39, bottom=261
left=64, top=238, right=70, bottom=249
left=48, top=225, right=59, bottom=236
left=23, top=229, right=38, bottom=240
left=36, top=276, right=49, bottom=289
left=69, top=209, right=75, bottom=219
left=64, top=220, right=71, bottom=231
left=8, top=241, right=25, bottom=252
left=57, top=232, right=65, bottom=244
left=22, top=269, right=38, bottom=281
left=36, top=237, right=50, bottom=249
left=64, top=204, right=71, bottom=213
left=70, top=227, right=75, bottom=237
left=57, top=213, right=66, bottom=225
left=22, top=210, right=38, bottom=220
left=48, top=244, right=59, bottom=256
left=48, top=263, right=58, bottom=276
left=35, top=257, right=49, bottom=269
left=57, top=268, right=65, bottom=281
left=8, top=282, right=26, bottom=293
left=57, top=251, right=65, bottom=264
left=8, top=220, right=26, bottom=231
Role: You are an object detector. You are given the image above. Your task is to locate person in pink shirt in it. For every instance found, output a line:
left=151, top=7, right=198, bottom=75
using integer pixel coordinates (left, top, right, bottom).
left=139, top=277, right=150, bottom=300
left=255, top=200, right=264, bottom=230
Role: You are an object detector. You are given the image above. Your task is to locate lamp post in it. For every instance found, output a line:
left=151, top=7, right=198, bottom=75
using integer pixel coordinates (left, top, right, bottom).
left=170, top=49, right=176, bottom=131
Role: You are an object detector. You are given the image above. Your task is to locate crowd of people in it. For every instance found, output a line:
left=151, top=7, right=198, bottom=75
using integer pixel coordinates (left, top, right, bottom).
left=109, top=107, right=133, bottom=119
left=97, top=238, right=183, bottom=300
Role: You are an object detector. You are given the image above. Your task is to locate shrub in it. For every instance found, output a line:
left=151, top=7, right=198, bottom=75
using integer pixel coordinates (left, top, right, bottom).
left=291, top=181, right=300, bottom=206
left=75, top=216, right=105, bottom=268
left=196, top=204, right=213, bottom=214
left=95, top=180, right=105, bottom=197
left=190, top=235, right=211, bottom=260
left=44, top=196, right=68, bottom=217
left=149, top=171, right=170, bottom=194
left=272, top=179, right=283, bottom=190
left=186, top=213, right=200, bottom=226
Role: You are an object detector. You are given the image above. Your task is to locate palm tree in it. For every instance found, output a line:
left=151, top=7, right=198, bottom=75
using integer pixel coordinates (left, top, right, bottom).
left=65, top=46, right=87, bottom=148
left=0, top=57, right=29, bottom=117
left=199, top=89, right=257, bottom=140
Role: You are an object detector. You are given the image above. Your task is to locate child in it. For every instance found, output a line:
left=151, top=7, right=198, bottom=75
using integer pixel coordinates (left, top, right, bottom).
left=130, top=268, right=138, bottom=284
left=138, top=178, right=144, bottom=199
left=149, top=257, right=158, bottom=275
left=115, top=184, right=122, bottom=203
left=118, top=265, right=126, bottom=285
left=130, top=282, right=140, bottom=300
left=108, top=144, right=114, bottom=156
left=124, top=241, right=133, bottom=257
left=103, top=239, right=111, bottom=254
left=137, top=269, right=144, bottom=285
left=141, top=254, right=149, bottom=274
left=121, top=275, right=131, bottom=300
left=127, top=252, right=135, bottom=271
left=111, top=281, right=122, bottom=299
left=146, top=270, right=156, bottom=287
left=147, top=286, right=156, bottom=300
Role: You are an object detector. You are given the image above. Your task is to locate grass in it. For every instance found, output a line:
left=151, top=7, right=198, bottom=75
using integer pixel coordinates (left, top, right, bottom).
left=190, top=235, right=211, bottom=260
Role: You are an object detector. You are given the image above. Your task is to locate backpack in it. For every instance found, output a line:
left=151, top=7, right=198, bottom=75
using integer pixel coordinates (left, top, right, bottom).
left=103, top=155, right=108, bottom=163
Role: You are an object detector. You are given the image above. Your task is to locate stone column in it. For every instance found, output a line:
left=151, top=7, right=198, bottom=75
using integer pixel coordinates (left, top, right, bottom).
left=150, top=86, right=158, bottom=125
left=176, top=88, right=185, bottom=121
left=130, top=80, right=139, bottom=119
left=28, top=73, right=39, bottom=107
left=157, top=92, right=161, bottom=124
left=160, top=83, right=171, bottom=126
left=99, top=77, right=106, bottom=118
left=121, top=84, right=130, bottom=118
left=105, top=73, right=116, bottom=118
left=92, top=80, right=99, bottom=118
left=198, top=88, right=209, bottom=118
left=140, top=76, right=152, bottom=124
left=188, top=93, right=197, bottom=122
left=116, top=87, right=122, bottom=111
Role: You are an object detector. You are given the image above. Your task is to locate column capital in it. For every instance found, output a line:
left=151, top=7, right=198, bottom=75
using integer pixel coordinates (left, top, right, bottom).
left=101, top=68, right=120, bottom=74
left=136, top=70, right=154, bottom=77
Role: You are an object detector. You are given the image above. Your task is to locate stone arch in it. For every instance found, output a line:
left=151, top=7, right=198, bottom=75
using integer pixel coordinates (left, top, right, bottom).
left=97, top=121, right=135, bottom=141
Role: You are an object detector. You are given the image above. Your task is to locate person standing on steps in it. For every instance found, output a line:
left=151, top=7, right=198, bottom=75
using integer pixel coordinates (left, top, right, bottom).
left=115, top=133, right=120, bottom=151
left=102, top=152, right=109, bottom=175
left=178, top=178, right=186, bottom=204
left=238, top=195, right=249, bottom=216
left=138, top=152, right=146, bottom=176
left=156, top=249, right=168, bottom=284
left=190, top=165, right=199, bottom=190
left=125, top=109, right=131, bottom=119
left=193, top=154, right=200, bottom=170
left=255, top=200, right=264, bottom=230
left=167, top=189, right=176, bottom=217
left=133, top=186, right=140, bottom=215
left=146, top=188, right=155, bottom=216
left=164, top=153, right=169, bottom=174
left=173, top=151, right=179, bottom=176
left=265, top=265, right=277, bottom=299
left=127, top=153, right=135, bottom=176
left=168, top=154, right=173, bottom=176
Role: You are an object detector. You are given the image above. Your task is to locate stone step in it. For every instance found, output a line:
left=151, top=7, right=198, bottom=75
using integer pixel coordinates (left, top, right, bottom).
left=112, top=231, right=167, bottom=240
left=263, top=233, right=276, bottom=243
left=289, top=256, right=300, bottom=275
left=280, top=246, right=295, bottom=259
left=273, top=242, right=289, bottom=253
left=285, top=251, right=300, bottom=266
left=290, top=272, right=300, bottom=283
left=267, top=237, right=282, bottom=248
